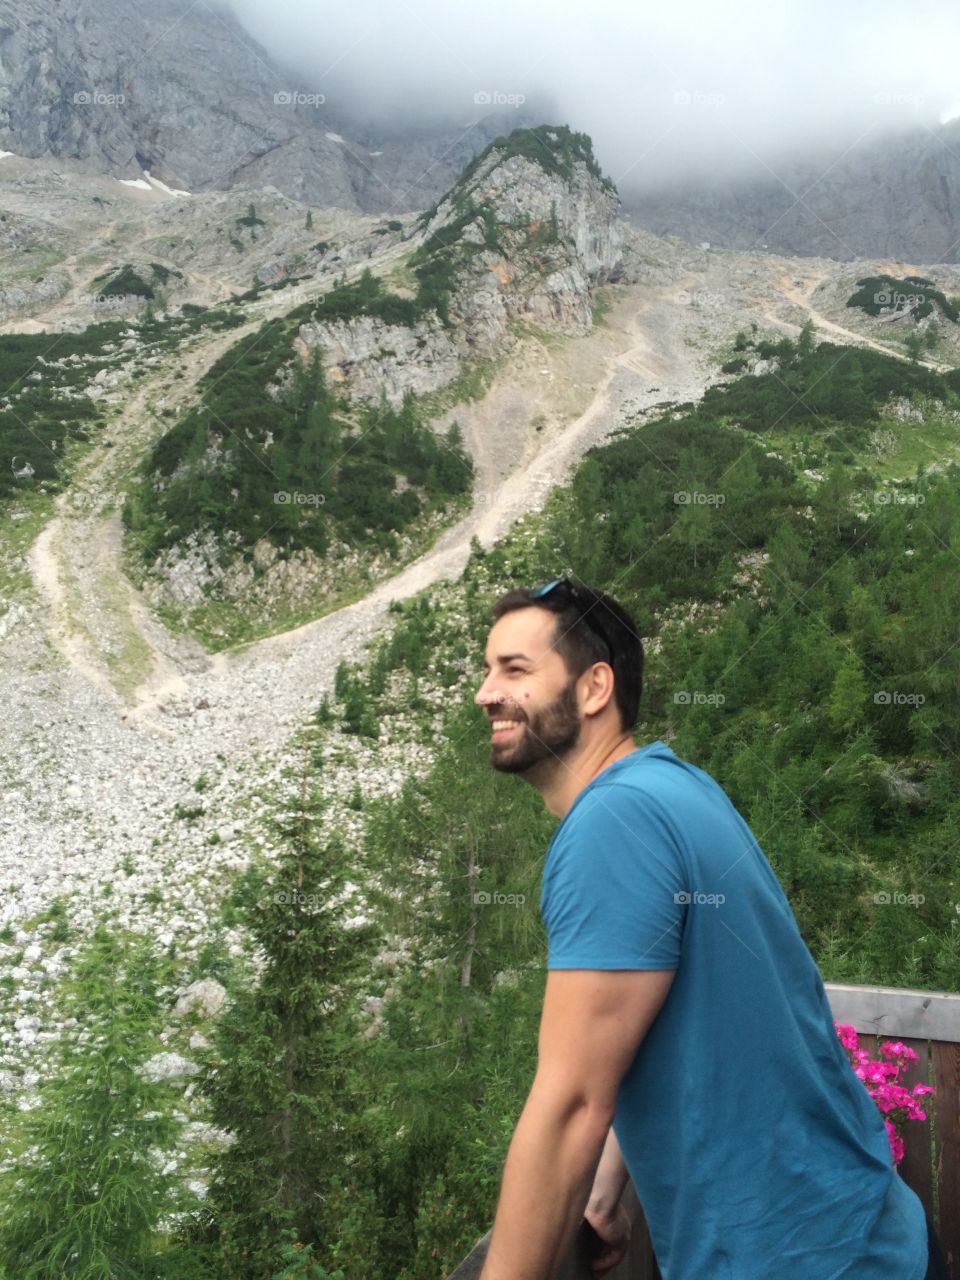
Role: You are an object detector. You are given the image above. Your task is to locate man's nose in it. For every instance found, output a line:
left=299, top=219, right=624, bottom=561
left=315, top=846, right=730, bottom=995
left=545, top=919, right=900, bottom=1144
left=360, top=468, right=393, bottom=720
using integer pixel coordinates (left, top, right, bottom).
left=474, top=677, right=504, bottom=706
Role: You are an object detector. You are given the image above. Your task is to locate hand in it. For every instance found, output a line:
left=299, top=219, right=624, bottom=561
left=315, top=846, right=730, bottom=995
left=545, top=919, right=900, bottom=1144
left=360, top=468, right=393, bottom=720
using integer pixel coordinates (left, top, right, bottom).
left=583, top=1202, right=632, bottom=1276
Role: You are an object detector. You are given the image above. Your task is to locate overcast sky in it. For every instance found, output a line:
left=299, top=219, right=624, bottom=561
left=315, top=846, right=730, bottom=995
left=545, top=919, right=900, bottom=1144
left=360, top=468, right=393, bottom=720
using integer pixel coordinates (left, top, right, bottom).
left=225, top=0, right=960, bottom=194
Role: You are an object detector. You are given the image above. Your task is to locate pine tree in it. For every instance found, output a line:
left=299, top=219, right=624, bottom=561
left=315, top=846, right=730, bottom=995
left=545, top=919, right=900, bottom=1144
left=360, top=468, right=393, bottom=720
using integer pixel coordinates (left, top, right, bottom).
left=797, top=318, right=816, bottom=360
left=827, top=651, right=869, bottom=736
left=359, top=700, right=553, bottom=1269
left=671, top=447, right=720, bottom=573
left=816, top=462, right=858, bottom=543
left=905, top=329, right=925, bottom=363
left=193, top=740, right=376, bottom=1279
left=0, top=926, right=186, bottom=1279
left=830, top=352, right=866, bottom=420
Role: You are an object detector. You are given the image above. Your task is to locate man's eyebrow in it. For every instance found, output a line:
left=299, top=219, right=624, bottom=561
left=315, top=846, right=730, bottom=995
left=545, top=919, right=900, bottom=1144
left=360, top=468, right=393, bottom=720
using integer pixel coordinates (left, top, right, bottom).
left=482, top=652, right=533, bottom=669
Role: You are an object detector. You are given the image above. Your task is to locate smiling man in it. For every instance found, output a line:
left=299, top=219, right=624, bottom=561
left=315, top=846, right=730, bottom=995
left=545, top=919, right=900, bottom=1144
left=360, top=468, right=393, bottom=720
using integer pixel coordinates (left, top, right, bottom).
left=472, top=578, right=936, bottom=1280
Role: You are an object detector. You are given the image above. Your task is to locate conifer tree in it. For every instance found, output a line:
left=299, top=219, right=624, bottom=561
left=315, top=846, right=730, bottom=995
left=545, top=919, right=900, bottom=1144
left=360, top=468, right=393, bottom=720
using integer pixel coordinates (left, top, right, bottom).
left=0, top=925, right=186, bottom=1279
left=193, top=738, right=376, bottom=1279
left=905, top=329, right=925, bottom=362
left=827, top=651, right=869, bottom=736
left=797, top=317, right=816, bottom=360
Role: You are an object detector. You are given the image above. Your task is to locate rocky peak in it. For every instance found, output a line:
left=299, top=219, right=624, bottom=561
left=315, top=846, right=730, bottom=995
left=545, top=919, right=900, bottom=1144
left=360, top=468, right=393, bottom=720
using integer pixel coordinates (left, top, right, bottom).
left=298, top=126, right=625, bottom=405
left=423, top=124, right=624, bottom=283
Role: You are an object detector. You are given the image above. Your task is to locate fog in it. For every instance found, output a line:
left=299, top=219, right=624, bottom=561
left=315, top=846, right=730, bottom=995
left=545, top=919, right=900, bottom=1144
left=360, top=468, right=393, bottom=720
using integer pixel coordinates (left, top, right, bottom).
left=224, top=0, right=960, bottom=196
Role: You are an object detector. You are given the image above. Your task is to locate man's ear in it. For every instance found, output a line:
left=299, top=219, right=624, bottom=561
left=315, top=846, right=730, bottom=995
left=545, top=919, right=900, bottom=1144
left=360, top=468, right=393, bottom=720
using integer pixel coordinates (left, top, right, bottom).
left=580, top=662, right=617, bottom=719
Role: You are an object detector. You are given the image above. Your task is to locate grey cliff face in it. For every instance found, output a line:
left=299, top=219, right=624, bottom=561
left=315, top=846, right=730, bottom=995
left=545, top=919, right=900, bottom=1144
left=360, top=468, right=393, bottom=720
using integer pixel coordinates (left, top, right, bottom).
left=0, top=0, right=544, bottom=213
left=297, top=140, right=624, bottom=406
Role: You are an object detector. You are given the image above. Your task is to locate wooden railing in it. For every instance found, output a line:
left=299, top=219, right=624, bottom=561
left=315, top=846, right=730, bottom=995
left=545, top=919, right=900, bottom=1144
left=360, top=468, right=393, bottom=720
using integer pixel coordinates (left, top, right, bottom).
left=449, top=981, right=960, bottom=1279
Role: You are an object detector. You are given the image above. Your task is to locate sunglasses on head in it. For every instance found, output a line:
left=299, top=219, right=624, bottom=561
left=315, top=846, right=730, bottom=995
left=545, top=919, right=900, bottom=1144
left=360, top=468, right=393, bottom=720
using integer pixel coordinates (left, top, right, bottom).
left=531, top=577, right=614, bottom=666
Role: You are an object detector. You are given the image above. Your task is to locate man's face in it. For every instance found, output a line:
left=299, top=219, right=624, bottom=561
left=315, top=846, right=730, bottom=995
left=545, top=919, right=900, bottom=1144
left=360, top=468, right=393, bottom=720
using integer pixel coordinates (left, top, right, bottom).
left=475, top=607, right=583, bottom=775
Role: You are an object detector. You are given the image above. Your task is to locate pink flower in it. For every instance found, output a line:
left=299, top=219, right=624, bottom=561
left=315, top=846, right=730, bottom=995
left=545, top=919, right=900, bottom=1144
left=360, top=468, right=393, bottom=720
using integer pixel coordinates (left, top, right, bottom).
left=880, top=1041, right=918, bottom=1063
left=835, top=1025, right=935, bottom=1167
left=885, top=1120, right=905, bottom=1166
left=858, top=1062, right=892, bottom=1085
left=835, top=1022, right=859, bottom=1052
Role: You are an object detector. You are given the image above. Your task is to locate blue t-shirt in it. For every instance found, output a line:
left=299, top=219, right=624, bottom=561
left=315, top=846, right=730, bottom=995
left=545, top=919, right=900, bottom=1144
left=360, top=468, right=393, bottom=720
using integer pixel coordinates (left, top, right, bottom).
left=540, top=740, right=928, bottom=1280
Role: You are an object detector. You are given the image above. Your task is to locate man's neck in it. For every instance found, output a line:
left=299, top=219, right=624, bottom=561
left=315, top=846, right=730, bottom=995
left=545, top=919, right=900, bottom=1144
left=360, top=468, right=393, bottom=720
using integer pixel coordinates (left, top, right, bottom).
left=532, top=733, right=639, bottom=819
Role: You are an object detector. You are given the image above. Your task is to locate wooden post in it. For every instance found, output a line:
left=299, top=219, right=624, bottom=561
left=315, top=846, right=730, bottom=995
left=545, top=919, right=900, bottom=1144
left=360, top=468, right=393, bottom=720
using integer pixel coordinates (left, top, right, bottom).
left=896, top=1036, right=934, bottom=1221
left=932, top=1039, right=960, bottom=1280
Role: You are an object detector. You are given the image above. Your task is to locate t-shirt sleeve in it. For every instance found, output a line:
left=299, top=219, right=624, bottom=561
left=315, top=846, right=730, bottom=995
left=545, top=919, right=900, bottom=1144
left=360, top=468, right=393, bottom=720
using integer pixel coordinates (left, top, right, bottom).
left=541, top=782, right=686, bottom=970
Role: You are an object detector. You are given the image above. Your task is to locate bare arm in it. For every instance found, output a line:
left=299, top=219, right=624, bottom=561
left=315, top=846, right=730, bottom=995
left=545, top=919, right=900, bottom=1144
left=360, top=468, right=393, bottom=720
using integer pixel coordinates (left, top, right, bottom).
left=586, top=1124, right=630, bottom=1221
left=478, top=1082, right=612, bottom=1280
left=582, top=1125, right=633, bottom=1276
left=479, top=967, right=675, bottom=1280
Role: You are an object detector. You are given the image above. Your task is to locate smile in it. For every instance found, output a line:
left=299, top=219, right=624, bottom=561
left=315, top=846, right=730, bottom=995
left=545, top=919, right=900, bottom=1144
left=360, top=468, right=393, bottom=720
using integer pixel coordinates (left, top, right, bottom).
left=491, top=719, right=522, bottom=739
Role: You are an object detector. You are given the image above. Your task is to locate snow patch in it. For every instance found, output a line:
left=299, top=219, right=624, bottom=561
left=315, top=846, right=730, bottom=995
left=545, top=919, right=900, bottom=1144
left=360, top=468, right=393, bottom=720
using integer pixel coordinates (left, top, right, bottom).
left=0, top=150, right=16, bottom=160
left=325, top=132, right=345, bottom=143
left=144, top=170, right=191, bottom=197
left=368, top=151, right=383, bottom=157
left=117, top=171, right=191, bottom=196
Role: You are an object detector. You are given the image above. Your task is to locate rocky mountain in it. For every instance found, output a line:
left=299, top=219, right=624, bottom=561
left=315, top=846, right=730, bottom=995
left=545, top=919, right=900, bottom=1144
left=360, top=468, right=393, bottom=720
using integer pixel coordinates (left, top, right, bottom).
left=297, top=126, right=625, bottom=406
left=0, top=0, right=544, bottom=213
left=8, top=0, right=960, bottom=261
left=626, top=120, right=960, bottom=262
left=116, top=125, right=626, bottom=641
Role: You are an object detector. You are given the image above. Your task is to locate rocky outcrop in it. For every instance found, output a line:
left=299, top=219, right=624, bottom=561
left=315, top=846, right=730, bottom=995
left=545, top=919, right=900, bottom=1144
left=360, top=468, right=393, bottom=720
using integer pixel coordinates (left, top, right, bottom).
left=295, top=312, right=460, bottom=407
left=138, top=128, right=625, bottom=614
left=424, top=138, right=623, bottom=348
left=173, top=978, right=228, bottom=1020
left=0, top=270, right=71, bottom=324
left=142, top=512, right=452, bottom=624
left=141, top=1051, right=200, bottom=1081
left=462, top=145, right=624, bottom=280
left=297, top=130, right=625, bottom=404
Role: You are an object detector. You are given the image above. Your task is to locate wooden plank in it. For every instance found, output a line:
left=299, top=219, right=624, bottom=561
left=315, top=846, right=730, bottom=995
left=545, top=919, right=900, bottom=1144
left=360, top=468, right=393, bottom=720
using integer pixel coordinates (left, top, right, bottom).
left=932, top=1039, right=960, bottom=1280
left=896, top=1037, right=935, bottom=1221
left=824, top=982, right=960, bottom=1041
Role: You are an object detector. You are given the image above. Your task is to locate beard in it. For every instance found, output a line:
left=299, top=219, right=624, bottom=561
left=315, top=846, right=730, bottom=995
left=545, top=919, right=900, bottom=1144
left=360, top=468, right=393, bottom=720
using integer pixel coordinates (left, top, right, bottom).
left=489, top=675, right=582, bottom=777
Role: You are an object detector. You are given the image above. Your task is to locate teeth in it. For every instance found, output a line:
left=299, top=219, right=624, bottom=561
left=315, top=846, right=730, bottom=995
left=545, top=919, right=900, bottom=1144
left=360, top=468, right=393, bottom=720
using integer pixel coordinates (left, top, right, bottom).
left=491, top=720, right=519, bottom=731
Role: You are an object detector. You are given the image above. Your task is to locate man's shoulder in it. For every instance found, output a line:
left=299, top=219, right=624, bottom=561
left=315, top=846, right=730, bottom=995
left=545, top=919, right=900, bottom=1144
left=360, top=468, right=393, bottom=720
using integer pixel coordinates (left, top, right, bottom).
left=593, top=746, right=727, bottom=811
left=582, top=748, right=688, bottom=809
left=558, top=764, right=682, bottom=850
left=560, top=747, right=732, bottom=857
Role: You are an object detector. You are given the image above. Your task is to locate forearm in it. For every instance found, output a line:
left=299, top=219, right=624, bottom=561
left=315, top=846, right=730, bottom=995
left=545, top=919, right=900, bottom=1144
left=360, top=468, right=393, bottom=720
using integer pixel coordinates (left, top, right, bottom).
left=586, top=1124, right=630, bottom=1220
left=480, top=1086, right=612, bottom=1280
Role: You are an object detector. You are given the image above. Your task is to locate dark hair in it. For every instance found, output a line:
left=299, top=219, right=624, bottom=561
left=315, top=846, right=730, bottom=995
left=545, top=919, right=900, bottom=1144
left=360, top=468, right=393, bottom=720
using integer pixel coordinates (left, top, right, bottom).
left=489, top=582, right=644, bottom=732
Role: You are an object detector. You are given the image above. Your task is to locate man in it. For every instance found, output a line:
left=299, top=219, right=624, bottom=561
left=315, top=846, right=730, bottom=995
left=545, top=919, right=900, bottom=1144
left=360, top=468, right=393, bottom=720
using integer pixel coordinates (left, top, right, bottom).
left=473, top=577, right=938, bottom=1280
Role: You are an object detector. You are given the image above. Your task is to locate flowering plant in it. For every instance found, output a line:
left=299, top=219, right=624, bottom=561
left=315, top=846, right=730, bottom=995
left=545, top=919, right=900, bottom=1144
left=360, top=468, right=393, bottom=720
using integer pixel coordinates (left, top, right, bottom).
left=835, top=1022, right=935, bottom=1165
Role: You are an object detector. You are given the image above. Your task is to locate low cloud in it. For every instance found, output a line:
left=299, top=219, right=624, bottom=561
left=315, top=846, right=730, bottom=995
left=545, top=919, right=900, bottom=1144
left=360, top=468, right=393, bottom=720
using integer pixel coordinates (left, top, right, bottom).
left=225, top=0, right=960, bottom=195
